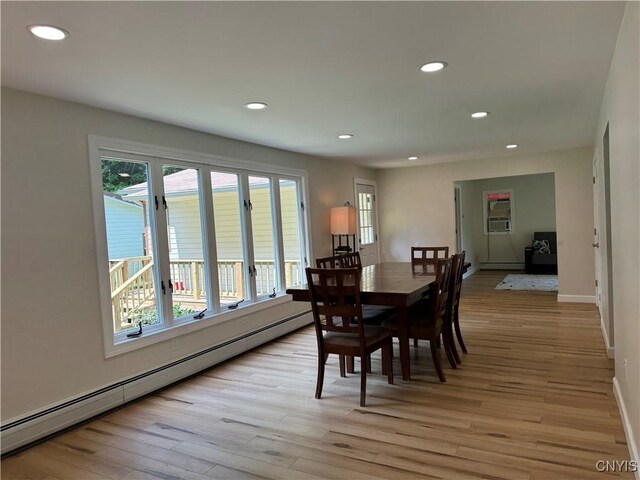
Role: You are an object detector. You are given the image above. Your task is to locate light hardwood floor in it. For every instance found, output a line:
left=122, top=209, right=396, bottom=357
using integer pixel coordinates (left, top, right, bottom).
left=2, top=271, right=632, bottom=479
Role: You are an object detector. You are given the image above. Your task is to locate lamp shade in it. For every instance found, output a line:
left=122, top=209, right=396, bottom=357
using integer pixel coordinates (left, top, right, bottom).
left=331, top=206, right=357, bottom=235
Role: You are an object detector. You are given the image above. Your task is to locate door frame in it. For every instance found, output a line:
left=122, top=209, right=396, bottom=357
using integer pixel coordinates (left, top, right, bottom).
left=454, top=185, right=463, bottom=253
left=354, top=178, right=381, bottom=264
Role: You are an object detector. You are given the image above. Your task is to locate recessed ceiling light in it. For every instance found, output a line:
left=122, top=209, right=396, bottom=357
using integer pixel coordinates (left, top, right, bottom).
left=419, top=61, right=448, bottom=73
left=337, top=134, right=353, bottom=139
left=27, top=24, right=69, bottom=41
left=118, top=173, right=131, bottom=177
left=506, top=144, right=518, bottom=149
left=244, top=102, right=268, bottom=110
left=470, top=111, right=490, bottom=119
left=408, top=156, right=418, bottom=161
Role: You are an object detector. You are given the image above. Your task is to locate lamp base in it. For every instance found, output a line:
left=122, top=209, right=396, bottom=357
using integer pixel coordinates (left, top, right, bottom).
left=332, top=234, right=356, bottom=256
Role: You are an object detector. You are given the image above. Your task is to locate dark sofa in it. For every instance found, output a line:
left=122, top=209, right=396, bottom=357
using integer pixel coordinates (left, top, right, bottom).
left=524, top=232, right=558, bottom=274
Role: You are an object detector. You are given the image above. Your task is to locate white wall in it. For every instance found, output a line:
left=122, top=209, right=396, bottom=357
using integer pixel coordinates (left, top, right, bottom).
left=377, top=147, right=595, bottom=297
left=594, top=2, right=640, bottom=458
left=0, top=88, right=376, bottom=422
left=458, top=173, right=556, bottom=268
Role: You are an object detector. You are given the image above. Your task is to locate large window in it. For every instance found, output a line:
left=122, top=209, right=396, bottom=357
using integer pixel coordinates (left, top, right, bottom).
left=91, top=137, right=309, bottom=355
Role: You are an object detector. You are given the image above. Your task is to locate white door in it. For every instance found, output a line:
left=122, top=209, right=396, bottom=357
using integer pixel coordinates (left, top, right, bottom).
left=355, top=180, right=380, bottom=267
left=593, top=154, right=603, bottom=309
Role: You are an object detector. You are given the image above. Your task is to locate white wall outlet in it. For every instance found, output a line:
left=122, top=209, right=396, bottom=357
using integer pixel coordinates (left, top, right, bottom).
left=624, top=358, right=628, bottom=381
left=171, top=338, right=180, bottom=352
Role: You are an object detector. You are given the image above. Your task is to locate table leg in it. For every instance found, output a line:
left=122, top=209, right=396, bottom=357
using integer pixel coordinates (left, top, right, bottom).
left=398, top=305, right=411, bottom=380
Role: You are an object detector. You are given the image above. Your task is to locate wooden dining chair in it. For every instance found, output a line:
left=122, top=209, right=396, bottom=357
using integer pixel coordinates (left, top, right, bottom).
left=411, top=246, right=449, bottom=266
left=339, top=252, right=363, bottom=269
left=306, top=267, right=394, bottom=406
left=316, top=254, right=342, bottom=269
left=384, top=257, right=456, bottom=382
left=450, top=251, right=468, bottom=357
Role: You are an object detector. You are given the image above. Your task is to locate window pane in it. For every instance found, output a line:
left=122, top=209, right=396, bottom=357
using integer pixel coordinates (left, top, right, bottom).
left=279, top=179, right=304, bottom=288
left=212, top=172, right=245, bottom=306
left=250, top=176, right=277, bottom=296
left=358, top=192, right=374, bottom=245
left=102, top=158, right=160, bottom=333
left=163, top=166, right=207, bottom=319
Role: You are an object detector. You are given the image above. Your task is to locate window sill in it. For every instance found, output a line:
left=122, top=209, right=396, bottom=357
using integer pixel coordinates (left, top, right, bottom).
left=105, top=294, right=293, bottom=358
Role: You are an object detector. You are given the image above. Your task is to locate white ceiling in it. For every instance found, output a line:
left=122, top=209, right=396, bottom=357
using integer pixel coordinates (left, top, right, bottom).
left=1, top=2, right=626, bottom=168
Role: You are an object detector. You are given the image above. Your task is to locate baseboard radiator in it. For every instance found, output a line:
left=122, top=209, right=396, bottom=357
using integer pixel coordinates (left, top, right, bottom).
left=1, top=312, right=312, bottom=456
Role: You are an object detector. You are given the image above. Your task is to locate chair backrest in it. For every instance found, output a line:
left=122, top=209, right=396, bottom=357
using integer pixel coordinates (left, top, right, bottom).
left=316, top=255, right=342, bottom=269
left=411, top=247, right=449, bottom=275
left=431, top=257, right=453, bottom=324
left=306, top=268, right=364, bottom=338
left=339, top=252, right=363, bottom=269
left=448, top=251, right=466, bottom=314
left=411, top=247, right=450, bottom=266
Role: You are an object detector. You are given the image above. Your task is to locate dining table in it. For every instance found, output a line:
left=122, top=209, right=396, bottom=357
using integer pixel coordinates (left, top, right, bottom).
left=286, top=262, right=436, bottom=381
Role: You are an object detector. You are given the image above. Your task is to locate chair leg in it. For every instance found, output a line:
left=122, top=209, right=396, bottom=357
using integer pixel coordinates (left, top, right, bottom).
left=360, top=355, right=368, bottom=407
left=316, top=351, right=326, bottom=399
left=413, top=338, right=418, bottom=348
left=454, top=309, right=468, bottom=354
left=430, top=333, right=446, bottom=382
left=384, top=343, right=394, bottom=385
left=347, top=356, right=355, bottom=373
left=442, top=331, right=457, bottom=369
left=367, top=355, right=372, bottom=373
left=339, top=354, right=346, bottom=377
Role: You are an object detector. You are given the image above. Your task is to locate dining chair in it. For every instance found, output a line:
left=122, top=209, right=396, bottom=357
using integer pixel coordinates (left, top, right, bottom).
left=450, top=251, right=468, bottom=357
left=411, top=246, right=449, bottom=264
left=316, top=254, right=342, bottom=269
left=315, top=251, right=397, bottom=373
left=384, top=256, right=456, bottom=382
left=339, top=251, right=363, bottom=269
left=306, top=267, right=394, bottom=406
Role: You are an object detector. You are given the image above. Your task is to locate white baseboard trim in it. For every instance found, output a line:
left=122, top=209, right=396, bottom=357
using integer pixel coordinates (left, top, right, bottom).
left=479, top=262, right=524, bottom=270
left=463, top=265, right=479, bottom=279
left=600, top=315, right=615, bottom=358
left=1, top=312, right=312, bottom=455
left=557, top=294, right=596, bottom=304
left=613, top=377, right=640, bottom=479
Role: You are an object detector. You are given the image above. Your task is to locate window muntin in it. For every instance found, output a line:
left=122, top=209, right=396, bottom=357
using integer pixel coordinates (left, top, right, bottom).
left=101, top=158, right=161, bottom=334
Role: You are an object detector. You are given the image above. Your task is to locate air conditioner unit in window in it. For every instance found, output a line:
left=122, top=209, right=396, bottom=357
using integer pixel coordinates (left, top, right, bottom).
left=488, top=218, right=511, bottom=233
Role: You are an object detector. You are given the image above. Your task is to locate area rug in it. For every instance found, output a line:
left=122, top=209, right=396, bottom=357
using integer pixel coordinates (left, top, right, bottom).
left=495, top=274, right=558, bottom=292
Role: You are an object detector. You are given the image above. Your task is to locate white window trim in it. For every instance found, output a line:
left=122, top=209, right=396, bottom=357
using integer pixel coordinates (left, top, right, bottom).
left=88, top=135, right=313, bottom=358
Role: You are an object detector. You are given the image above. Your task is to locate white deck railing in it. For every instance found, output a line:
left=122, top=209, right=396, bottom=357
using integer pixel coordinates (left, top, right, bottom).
left=108, top=257, right=302, bottom=332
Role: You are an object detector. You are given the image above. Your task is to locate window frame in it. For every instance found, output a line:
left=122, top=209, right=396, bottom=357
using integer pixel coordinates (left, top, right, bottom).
left=482, top=188, right=515, bottom=235
left=89, top=135, right=312, bottom=357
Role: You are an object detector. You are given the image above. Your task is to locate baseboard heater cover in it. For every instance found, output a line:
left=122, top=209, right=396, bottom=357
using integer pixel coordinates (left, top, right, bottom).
left=1, top=311, right=312, bottom=456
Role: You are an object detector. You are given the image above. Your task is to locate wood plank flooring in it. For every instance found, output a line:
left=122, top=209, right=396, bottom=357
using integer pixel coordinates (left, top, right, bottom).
left=2, top=271, right=632, bottom=479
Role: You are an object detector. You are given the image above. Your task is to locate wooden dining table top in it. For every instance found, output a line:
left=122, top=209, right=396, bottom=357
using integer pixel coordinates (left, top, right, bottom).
left=286, top=262, right=436, bottom=305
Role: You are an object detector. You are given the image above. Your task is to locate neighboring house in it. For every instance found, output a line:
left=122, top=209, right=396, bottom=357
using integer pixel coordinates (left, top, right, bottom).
left=118, top=169, right=301, bottom=265
left=103, top=192, right=145, bottom=261
left=114, top=169, right=303, bottom=297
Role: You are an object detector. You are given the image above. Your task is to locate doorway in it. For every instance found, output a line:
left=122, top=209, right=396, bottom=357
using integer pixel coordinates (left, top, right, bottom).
left=354, top=179, right=380, bottom=267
